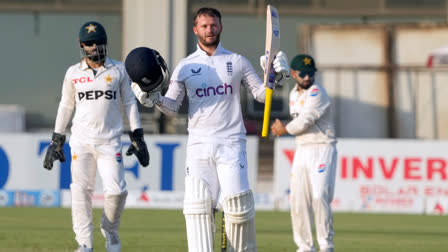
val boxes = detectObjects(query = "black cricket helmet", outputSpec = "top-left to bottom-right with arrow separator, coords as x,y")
125,47 -> 170,93
79,21 -> 107,63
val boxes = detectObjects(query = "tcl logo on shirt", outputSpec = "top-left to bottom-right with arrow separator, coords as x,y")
78,90 -> 117,101
72,77 -> 94,84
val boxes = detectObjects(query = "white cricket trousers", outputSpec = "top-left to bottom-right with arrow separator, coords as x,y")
69,138 -> 127,248
185,139 -> 250,206
290,143 -> 337,252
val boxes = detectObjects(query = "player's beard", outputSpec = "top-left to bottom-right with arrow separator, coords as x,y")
81,44 -> 106,64
198,32 -> 221,47
298,79 -> 314,90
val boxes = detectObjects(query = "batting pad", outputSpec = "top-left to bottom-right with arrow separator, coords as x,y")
223,190 -> 257,252
183,176 -> 214,252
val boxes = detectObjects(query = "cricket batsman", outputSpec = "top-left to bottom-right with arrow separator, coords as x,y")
43,21 -> 149,252
125,7 -> 289,252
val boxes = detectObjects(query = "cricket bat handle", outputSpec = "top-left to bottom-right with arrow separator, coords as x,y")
221,210 -> 227,251
261,88 -> 274,137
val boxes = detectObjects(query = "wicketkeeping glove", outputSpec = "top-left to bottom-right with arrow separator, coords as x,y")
43,132 -> 66,170
126,128 -> 150,167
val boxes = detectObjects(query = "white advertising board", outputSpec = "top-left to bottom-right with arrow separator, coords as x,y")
0,133 -> 258,195
274,138 -> 448,214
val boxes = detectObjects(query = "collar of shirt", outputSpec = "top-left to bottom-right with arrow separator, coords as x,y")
195,42 -> 229,57
79,56 -> 115,71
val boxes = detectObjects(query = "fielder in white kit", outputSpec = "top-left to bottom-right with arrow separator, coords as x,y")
130,7 -> 289,252
271,54 -> 337,252
43,21 -> 149,252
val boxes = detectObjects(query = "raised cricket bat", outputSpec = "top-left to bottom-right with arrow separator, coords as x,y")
261,5 -> 280,138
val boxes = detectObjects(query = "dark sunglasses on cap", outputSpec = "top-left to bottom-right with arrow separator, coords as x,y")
298,71 -> 315,78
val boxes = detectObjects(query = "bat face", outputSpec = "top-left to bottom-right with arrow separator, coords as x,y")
261,5 -> 280,138
263,5 -> 280,90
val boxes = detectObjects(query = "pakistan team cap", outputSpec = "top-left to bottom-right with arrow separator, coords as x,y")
290,54 -> 317,72
79,21 -> 107,45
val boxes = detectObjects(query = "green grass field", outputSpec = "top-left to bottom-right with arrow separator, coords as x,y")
0,208 -> 447,252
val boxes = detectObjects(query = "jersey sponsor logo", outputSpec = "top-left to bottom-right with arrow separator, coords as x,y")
115,153 -> 122,163
196,83 -> 233,97
318,164 -> 326,173
72,76 -> 94,84
191,67 -> 202,76
77,90 -> 117,101
310,88 -> 319,97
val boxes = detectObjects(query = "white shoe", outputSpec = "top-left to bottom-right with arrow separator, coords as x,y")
101,229 -> 121,252
74,244 -> 93,252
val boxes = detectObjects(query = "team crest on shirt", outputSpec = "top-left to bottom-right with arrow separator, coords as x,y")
318,164 -> 326,173
105,74 -> 113,84
310,88 -> 320,97
191,67 -> 202,76
226,62 -> 233,76
115,153 -> 122,163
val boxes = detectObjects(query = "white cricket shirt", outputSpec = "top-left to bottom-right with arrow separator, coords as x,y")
158,43 -> 265,143
286,83 -> 337,146
54,57 -> 141,144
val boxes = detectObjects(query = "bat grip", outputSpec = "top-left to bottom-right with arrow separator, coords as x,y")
261,88 -> 274,137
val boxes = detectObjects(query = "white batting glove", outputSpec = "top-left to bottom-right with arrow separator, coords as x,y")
131,82 -> 161,108
259,51 -> 290,86
273,51 -> 290,86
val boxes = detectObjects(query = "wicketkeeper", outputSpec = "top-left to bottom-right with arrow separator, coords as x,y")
43,21 -> 149,252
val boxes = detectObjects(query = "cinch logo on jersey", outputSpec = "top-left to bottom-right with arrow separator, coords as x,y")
72,77 -> 94,84
196,83 -> 233,97
78,90 -> 117,101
